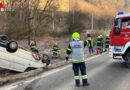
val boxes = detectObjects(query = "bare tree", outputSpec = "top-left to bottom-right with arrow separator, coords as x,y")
2,0 -> 59,42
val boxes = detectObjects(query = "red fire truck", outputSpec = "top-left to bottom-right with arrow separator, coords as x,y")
109,12 -> 130,67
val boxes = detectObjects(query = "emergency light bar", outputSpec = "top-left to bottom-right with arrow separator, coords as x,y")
118,12 -> 124,15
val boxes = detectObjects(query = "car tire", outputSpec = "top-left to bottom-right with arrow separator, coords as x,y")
6,41 -> 18,53
42,54 -> 50,65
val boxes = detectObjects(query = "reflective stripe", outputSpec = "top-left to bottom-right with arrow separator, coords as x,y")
74,76 -> 80,80
72,59 -> 84,62
53,51 -> 58,53
66,54 -> 70,56
86,40 -> 93,47
67,48 -> 72,51
53,51 -> 58,52
53,47 -> 58,49
31,46 -> 36,48
82,75 -> 87,79
30,46 -> 36,49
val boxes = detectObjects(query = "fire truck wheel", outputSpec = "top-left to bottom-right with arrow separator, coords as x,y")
122,54 -> 125,60
124,50 -> 130,67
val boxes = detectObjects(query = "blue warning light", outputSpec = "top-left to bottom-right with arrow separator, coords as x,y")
118,12 -> 124,15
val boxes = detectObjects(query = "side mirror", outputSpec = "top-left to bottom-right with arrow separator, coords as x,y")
6,41 -> 18,53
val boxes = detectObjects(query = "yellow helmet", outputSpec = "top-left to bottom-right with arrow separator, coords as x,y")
72,32 -> 80,39
98,35 -> 101,39
106,35 -> 109,37
54,43 -> 58,45
100,35 -> 103,38
31,41 -> 35,44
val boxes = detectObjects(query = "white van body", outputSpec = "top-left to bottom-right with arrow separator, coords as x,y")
0,47 -> 45,72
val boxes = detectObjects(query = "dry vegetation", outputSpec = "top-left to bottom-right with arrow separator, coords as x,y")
0,0 -> 130,40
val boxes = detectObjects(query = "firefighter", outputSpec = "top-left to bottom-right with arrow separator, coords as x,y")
100,35 -> 104,53
52,43 -> 59,59
105,35 -> 109,52
97,35 -> 102,54
86,37 -> 94,55
66,32 -> 89,87
29,41 -> 38,53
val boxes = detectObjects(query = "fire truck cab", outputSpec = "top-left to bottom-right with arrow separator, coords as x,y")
109,12 -> 130,67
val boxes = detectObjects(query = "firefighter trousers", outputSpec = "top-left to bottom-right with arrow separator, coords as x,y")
72,62 -> 88,86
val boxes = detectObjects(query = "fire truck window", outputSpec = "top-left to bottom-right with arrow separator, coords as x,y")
122,19 -> 130,29
122,22 -> 128,29
114,19 -> 121,35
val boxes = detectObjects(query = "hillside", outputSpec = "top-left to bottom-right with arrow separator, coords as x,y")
58,0 -> 130,18
0,0 -> 130,18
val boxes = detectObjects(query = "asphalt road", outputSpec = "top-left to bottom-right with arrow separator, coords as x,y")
3,53 -> 130,90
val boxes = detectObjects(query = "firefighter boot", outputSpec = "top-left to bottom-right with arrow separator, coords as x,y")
82,79 -> 90,86
75,80 -> 80,87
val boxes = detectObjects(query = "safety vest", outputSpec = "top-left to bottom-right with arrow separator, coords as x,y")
97,38 -> 102,48
100,38 -> 104,46
105,37 -> 109,46
52,45 -> 59,53
30,44 -> 36,50
86,39 -> 93,47
70,40 -> 84,63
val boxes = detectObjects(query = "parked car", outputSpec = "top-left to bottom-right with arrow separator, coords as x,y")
0,35 -> 50,72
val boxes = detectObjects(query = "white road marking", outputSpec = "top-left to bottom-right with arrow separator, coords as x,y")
0,54 -> 105,90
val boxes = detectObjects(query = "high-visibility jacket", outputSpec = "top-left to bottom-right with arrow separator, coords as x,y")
52,45 -> 59,53
100,37 -> 104,47
86,39 -> 94,47
30,43 -> 36,50
105,37 -> 109,46
97,38 -> 102,49
66,39 -> 87,63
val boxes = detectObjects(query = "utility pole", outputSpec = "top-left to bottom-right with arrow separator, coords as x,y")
72,0 -> 75,24
69,0 -> 70,13
91,13 -> 94,30
72,9 -> 75,24
52,11 -> 55,31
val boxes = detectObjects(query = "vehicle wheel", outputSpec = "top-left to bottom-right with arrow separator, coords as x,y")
122,54 -> 125,60
46,60 -> 50,66
124,50 -> 130,68
42,54 -> 50,65
6,41 -> 18,53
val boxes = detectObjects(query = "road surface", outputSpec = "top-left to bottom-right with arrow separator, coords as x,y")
2,53 -> 130,90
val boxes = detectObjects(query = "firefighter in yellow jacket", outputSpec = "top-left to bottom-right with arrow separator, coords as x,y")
66,32 -> 89,87
29,41 -> 38,53
52,43 -> 59,59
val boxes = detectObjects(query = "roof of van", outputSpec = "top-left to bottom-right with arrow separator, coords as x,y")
116,13 -> 130,18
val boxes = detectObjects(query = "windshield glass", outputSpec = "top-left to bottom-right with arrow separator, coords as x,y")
121,17 -> 130,29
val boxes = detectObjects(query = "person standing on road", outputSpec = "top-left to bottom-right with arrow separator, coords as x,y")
86,37 -> 94,55
52,43 -> 59,59
105,35 -> 109,52
97,35 -> 102,54
65,32 -> 89,87
100,35 -> 104,53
